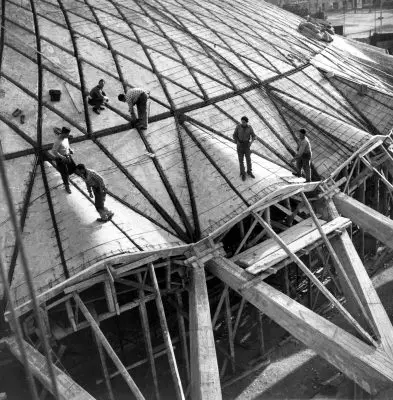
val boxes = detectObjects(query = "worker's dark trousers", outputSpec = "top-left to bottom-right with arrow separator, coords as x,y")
237,142 -> 252,175
296,155 -> 311,182
135,92 -> 149,129
88,97 -> 105,111
56,156 -> 76,186
93,187 -> 109,218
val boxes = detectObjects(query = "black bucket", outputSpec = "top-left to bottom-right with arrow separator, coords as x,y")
49,89 -> 61,102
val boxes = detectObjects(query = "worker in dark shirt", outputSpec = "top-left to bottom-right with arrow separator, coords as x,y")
88,79 -> 108,115
293,128 -> 312,182
233,116 -> 256,181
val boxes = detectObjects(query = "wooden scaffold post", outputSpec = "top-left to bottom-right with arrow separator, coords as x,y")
73,294 -> 145,400
189,261 -> 222,400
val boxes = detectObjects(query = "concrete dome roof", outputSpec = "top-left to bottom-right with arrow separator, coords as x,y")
1,0 -> 393,309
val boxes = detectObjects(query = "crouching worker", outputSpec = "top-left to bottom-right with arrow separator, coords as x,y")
293,128 -> 312,182
75,164 -> 114,222
51,127 -> 76,194
118,88 -> 149,130
88,79 -> 108,115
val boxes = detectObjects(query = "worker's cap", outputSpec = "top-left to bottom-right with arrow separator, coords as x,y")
61,127 -> 71,135
241,116 -> 248,122
299,128 -> 306,135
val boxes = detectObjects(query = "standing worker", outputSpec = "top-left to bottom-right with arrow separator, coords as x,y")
293,128 -> 312,182
118,88 -> 149,130
88,79 -> 108,115
51,127 -> 76,194
233,116 -> 256,181
75,164 -> 114,222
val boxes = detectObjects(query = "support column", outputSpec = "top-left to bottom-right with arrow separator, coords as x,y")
189,264 -> 222,400
208,257 -> 393,395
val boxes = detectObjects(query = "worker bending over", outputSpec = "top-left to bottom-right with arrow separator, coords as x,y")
88,79 -> 108,115
293,128 -> 312,182
118,88 -> 149,130
75,164 -> 114,222
51,127 -> 76,194
233,116 -> 256,181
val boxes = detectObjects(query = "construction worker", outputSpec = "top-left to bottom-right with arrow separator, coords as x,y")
118,88 -> 149,130
293,128 -> 312,182
88,79 -> 108,115
51,127 -> 76,194
233,116 -> 256,181
74,164 -> 114,222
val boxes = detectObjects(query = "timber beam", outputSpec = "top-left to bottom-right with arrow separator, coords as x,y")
189,264 -> 222,400
333,192 -> 393,250
316,197 -> 393,358
186,243 -> 223,399
207,256 -> 393,395
2,336 -> 96,400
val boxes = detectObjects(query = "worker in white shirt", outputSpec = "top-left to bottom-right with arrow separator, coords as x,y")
118,88 -> 149,130
51,127 -> 76,194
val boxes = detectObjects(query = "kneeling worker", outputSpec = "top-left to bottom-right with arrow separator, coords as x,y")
88,79 -> 108,115
118,87 -> 149,130
75,164 -> 114,222
293,128 -> 312,182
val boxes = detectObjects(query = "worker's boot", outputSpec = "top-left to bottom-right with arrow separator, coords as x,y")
64,184 -> 71,194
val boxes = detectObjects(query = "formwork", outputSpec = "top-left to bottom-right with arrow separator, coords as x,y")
2,0 -> 393,398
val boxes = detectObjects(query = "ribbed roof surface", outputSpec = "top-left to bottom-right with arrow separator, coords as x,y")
1,0 -> 393,307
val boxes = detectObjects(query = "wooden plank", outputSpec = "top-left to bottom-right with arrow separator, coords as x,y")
232,217 -> 323,267
328,136 -> 384,178
149,264 -> 185,400
8,247 -> 190,319
104,281 -> 116,313
3,336 -> 96,400
175,292 -> 190,381
212,286 -> 229,328
274,203 -> 302,222
233,219 -> 258,256
91,314 -> 115,400
236,217 -> 350,274
239,229 -> 342,292
137,273 -> 160,400
207,257 -> 393,395
329,229 -> 393,361
189,264 -> 222,400
251,213 -> 376,345
208,183 -> 320,240
65,300 -> 77,332
302,193 -> 376,334
73,294 -> 145,400
96,348 -> 169,384
245,217 -> 351,274
224,292 -> 235,374
220,297 -> 246,377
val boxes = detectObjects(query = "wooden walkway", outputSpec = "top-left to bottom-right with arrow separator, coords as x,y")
232,216 -> 351,274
